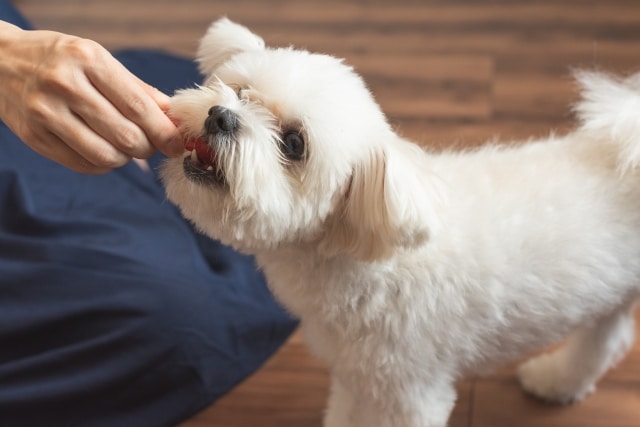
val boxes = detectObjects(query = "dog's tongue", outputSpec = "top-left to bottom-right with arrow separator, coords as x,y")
185,137 -> 216,166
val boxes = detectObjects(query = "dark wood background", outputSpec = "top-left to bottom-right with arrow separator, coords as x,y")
14,1 -> 640,425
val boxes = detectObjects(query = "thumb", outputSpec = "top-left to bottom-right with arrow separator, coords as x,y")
137,80 -> 183,156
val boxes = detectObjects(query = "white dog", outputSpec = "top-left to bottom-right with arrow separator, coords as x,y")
161,18 -> 640,427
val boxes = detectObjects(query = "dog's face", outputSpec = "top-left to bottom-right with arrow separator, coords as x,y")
162,18 -> 442,260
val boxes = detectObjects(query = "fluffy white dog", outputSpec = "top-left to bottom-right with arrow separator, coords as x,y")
161,18 -> 640,427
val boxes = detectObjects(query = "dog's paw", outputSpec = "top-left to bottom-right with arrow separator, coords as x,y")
517,352 -> 595,404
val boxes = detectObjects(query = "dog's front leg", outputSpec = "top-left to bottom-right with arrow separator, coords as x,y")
324,374 -> 456,427
324,376 -> 356,427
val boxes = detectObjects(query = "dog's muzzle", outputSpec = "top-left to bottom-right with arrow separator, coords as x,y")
182,106 -> 239,186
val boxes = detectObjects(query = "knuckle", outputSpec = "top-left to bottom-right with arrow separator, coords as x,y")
36,37 -> 102,95
64,37 -> 100,63
24,92 -> 51,121
36,58 -> 80,97
125,94 -> 149,118
38,65 -> 73,94
38,38 -> 98,88
135,141 -> 155,159
115,125 -> 145,154
91,147 -> 129,170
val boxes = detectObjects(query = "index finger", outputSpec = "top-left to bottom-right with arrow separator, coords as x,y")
85,50 -> 182,157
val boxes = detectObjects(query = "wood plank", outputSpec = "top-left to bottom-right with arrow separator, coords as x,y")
473,380 -> 640,427
351,54 -> 493,120
16,1 -> 640,59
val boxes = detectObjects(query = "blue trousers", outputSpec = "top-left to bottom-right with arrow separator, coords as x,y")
0,3 -> 297,426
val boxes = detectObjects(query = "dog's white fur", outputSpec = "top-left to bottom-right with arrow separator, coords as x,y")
161,18 -> 640,427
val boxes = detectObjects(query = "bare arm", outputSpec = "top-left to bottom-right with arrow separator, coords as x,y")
0,21 -> 182,174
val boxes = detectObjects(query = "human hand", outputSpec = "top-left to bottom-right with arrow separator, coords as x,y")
0,22 -> 182,174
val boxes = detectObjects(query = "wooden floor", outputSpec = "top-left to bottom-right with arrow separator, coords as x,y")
15,0 -> 640,425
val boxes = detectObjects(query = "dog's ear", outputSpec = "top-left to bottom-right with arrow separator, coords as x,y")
197,18 -> 265,77
319,140 -> 443,262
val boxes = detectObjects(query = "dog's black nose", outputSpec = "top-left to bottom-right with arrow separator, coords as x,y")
205,106 -> 238,135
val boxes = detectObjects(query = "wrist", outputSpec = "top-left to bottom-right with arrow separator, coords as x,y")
0,22 -> 36,133
0,20 -> 25,47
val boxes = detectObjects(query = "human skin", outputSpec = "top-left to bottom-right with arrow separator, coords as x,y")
0,20 -> 182,174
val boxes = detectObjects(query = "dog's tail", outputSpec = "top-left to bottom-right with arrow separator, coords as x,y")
574,71 -> 640,174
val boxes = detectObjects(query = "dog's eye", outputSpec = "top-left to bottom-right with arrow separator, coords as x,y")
281,131 -> 305,161
230,85 -> 244,99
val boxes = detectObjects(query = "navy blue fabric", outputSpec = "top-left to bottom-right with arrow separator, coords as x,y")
0,2 -> 297,426
0,0 -> 30,29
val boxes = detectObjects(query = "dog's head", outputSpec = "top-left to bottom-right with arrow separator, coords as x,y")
161,18 -> 443,260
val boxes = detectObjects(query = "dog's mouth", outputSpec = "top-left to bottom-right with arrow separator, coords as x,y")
182,137 -> 226,186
